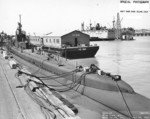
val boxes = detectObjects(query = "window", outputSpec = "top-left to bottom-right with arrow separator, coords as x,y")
49,39 -> 51,43
53,39 -> 55,43
56,39 -> 59,44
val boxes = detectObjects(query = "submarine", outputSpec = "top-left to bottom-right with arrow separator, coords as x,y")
8,18 -> 150,119
10,47 -> 150,119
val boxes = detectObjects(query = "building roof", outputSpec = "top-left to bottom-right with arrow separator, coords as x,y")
61,30 -> 90,37
42,30 -> 68,37
42,35 -> 61,38
42,30 -> 89,38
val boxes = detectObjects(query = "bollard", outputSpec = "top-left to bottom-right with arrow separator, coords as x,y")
3,51 -> 8,59
9,60 -> 17,69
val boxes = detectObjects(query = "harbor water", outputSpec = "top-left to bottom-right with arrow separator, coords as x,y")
93,36 -> 150,99
77,36 -> 150,99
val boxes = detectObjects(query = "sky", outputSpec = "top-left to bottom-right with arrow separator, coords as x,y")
0,0 -> 150,35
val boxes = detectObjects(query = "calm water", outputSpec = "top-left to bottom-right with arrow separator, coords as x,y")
90,36 -> 150,99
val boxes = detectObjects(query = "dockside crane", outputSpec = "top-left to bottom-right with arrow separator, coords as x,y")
115,13 -> 123,40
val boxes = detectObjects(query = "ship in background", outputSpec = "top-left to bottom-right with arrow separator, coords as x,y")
81,13 -> 135,41
81,21 -> 116,41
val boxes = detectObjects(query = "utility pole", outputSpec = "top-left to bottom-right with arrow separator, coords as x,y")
81,22 -> 84,31
89,20 -> 92,30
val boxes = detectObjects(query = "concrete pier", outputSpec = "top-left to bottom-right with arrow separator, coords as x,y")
0,50 -> 45,119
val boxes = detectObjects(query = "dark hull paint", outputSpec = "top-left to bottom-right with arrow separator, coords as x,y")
44,46 -> 99,59
90,37 -> 115,41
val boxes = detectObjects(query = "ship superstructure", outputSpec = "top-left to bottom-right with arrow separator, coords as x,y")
81,21 -> 115,41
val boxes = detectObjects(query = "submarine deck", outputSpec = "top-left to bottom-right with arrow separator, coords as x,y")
0,48 -> 115,119
6,47 -> 150,118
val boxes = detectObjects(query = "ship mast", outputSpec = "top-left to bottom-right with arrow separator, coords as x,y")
19,14 -> 23,42
113,16 -> 115,29
18,14 -> 22,35
19,14 -> 21,25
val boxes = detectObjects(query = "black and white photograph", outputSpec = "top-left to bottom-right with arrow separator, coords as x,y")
0,0 -> 150,119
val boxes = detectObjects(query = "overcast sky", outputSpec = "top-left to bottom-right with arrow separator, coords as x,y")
0,0 -> 150,35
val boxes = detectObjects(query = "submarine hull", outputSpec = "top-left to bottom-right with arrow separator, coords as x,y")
10,48 -> 150,118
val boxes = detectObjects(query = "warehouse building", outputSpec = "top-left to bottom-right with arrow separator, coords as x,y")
42,30 -> 90,48
61,30 -> 90,47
